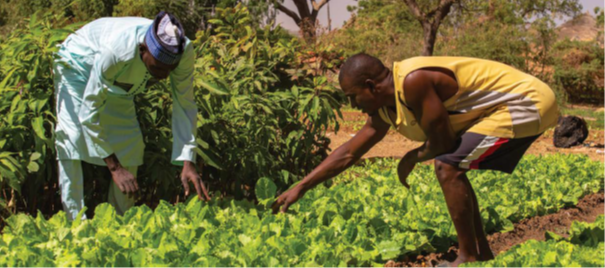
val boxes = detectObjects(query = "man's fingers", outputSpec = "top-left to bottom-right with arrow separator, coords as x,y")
116,181 -> 125,193
399,178 -> 410,189
199,178 -> 211,201
128,180 -> 138,199
132,178 -> 139,191
280,202 -> 290,213
123,181 -> 133,196
128,180 -> 137,193
181,176 -> 190,196
271,199 -> 282,214
191,176 -> 204,200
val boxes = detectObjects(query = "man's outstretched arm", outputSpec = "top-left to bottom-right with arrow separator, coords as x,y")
272,114 -> 390,213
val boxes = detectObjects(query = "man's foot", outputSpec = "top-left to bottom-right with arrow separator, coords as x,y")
444,255 -> 477,267
474,236 -> 495,261
436,261 -> 451,267
478,250 -> 495,261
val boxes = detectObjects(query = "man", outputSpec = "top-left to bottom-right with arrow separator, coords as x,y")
272,54 -> 558,266
53,11 -> 209,220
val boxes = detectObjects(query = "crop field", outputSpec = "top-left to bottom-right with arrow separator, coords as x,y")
0,1 -> 603,267
0,154 -> 602,267
462,216 -> 604,267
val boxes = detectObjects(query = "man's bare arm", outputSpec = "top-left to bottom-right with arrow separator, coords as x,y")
404,70 -> 457,163
298,114 -> 391,191
272,114 -> 390,213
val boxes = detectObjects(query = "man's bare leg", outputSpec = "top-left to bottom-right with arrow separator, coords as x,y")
465,177 -> 494,261
434,160 -> 479,267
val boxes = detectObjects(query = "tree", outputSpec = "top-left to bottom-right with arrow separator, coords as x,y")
113,0 -> 243,39
274,0 -> 331,42
399,0 -> 582,56
597,7 -> 604,27
401,0 -> 458,56
328,0 -> 422,64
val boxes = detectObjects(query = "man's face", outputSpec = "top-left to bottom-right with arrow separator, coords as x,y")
341,78 -> 382,116
140,44 -> 178,80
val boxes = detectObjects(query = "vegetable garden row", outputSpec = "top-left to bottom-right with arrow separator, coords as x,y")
1,154 -> 602,267
463,215 -> 604,267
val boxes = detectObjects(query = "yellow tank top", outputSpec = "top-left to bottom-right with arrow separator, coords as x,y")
378,57 -> 559,141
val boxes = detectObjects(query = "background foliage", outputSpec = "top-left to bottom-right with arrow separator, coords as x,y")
327,0 -> 603,104
0,12 -> 81,222
0,0 -> 276,39
0,5 -> 345,222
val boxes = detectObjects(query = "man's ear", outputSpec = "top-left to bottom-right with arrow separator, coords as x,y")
139,43 -> 148,54
365,79 -> 376,93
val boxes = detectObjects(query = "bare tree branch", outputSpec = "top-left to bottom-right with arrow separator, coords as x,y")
401,0 -> 457,56
402,0 -> 425,22
310,0 -> 330,19
431,0 -> 456,28
426,0 -> 456,18
293,0 -> 311,19
276,2 -> 301,24
274,0 -> 332,42
311,0 -> 330,11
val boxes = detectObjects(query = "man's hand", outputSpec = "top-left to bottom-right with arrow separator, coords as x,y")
271,185 -> 306,214
105,154 -> 139,198
181,161 -> 210,201
397,153 -> 417,189
110,167 -> 139,198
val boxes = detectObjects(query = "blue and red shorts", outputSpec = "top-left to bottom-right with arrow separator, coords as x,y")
435,132 -> 541,174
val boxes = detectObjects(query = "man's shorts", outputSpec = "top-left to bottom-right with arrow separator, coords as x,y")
435,132 -> 541,174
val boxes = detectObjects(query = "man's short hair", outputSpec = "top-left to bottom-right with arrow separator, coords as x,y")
338,53 -> 386,88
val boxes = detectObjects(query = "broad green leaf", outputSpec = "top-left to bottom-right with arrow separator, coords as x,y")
27,161 -> 39,173
255,177 -> 277,201
197,79 -> 229,95
31,116 -> 48,142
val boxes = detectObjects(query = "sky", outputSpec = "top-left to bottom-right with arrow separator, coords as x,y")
275,0 -> 605,32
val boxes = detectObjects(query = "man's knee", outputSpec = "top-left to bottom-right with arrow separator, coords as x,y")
434,159 -> 466,184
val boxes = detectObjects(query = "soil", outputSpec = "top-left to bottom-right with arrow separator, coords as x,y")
329,111 -> 605,162
383,192 -> 605,267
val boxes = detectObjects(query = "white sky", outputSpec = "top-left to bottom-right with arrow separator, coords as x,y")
275,0 -> 605,31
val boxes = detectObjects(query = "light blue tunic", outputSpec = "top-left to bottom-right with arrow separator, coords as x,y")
54,17 -> 197,167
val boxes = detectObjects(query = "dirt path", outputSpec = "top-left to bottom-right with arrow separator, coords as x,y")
384,192 -> 605,267
329,111 -> 605,162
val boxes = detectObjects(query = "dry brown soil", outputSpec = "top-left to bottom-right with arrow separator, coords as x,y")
384,192 -> 605,267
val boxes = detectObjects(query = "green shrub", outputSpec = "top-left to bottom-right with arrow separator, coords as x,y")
0,5 -> 344,220
0,11 -> 80,219
324,0 -> 422,65
552,39 -> 604,104
187,5 -> 344,198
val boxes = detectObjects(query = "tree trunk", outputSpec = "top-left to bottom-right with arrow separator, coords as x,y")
422,22 -> 438,56
275,0 -> 330,42
327,1 -> 331,31
300,17 -> 317,42
402,0 -> 457,56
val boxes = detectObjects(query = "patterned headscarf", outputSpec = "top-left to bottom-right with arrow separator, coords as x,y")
144,11 -> 186,65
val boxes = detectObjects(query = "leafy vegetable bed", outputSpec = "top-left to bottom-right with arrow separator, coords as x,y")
462,215 -> 604,267
0,154 -> 602,266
